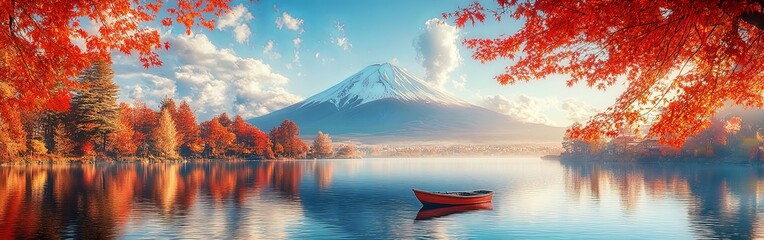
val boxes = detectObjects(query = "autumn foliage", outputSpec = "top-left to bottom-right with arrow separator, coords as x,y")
0,0 -> 235,159
450,1 -> 764,146
270,120 -> 309,159
200,116 -> 236,157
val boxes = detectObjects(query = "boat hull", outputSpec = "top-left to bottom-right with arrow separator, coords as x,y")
412,189 -> 493,206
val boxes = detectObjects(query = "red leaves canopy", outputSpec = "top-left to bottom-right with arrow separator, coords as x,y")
0,0 -> 232,144
450,1 -> 764,146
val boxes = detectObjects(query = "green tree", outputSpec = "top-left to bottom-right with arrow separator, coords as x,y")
71,61 -> 119,153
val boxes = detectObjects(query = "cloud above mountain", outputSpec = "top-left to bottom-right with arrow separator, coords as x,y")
479,94 -> 601,127
115,33 -> 302,120
415,18 -> 461,89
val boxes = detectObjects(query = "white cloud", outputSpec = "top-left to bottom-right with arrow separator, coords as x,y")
292,37 -> 302,48
480,94 -> 556,126
390,58 -> 400,66
335,37 -> 350,50
174,65 -> 214,85
314,52 -> 334,64
217,4 -> 254,44
275,12 -> 303,31
263,40 -> 282,59
331,22 -> 351,51
116,73 -> 177,106
452,74 -> 467,90
197,79 -> 229,114
232,24 -> 252,44
115,33 -> 302,120
414,18 -> 461,89
127,85 -> 144,101
479,94 -> 602,127
560,99 -> 600,124
292,37 -> 302,65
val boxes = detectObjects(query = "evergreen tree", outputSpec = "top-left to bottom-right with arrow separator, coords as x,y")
159,97 -> 184,151
153,109 -> 179,159
71,61 -> 119,153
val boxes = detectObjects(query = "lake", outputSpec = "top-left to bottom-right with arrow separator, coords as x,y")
2,158 -> 764,239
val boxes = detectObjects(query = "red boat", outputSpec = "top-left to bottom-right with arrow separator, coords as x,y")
415,202 -> 493,220
412,189 -> 493,206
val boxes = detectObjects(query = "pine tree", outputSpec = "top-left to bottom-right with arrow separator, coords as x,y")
312,131 -> 333,158
159,97 -> 183,148
71,61 -> 119,153
153,109 -> 179,159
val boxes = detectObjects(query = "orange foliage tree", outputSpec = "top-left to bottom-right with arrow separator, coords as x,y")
175,101 -> 203,157
0,0 -> 233,157
107,103 -> 138,157
230,115 -> 273,159
269,119 -> 308,159
449,1 -> 764,146
127,101 -> 160,157
200,116 -> 235,158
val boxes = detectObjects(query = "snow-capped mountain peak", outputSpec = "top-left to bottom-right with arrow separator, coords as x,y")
301,63 -> 467,109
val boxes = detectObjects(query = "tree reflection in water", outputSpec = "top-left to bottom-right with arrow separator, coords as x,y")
6,159 -> 764,238
561,160 -> 764,239
0,160 -> 333,239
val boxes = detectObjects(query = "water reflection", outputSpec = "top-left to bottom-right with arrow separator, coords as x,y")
6,158 -> 764,238
0,161 -> 330,239
415,203 -> 493,220
560,160 -> 764,239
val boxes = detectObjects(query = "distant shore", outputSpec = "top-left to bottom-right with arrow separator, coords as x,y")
557,153 -> 759,164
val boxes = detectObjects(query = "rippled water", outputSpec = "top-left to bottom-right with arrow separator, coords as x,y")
2,158 -> 764,239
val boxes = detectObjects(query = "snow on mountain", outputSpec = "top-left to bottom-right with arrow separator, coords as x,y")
249,62 -> 564,144
300,63 -> 467,109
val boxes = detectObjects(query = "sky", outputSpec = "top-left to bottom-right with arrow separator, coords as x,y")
112,0 -> 627,127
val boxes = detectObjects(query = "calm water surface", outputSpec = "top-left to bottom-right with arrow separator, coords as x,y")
2,158 -> 764,239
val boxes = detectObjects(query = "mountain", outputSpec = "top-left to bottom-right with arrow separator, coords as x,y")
248,63 -> 564,144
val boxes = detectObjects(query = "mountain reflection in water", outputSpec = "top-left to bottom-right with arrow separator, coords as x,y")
2,158 -> 764,239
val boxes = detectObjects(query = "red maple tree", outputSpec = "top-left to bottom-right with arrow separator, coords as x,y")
449,1 -> 764,146
0,0 -> 234,156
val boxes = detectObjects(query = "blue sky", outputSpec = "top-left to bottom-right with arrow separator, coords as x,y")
112,0 -> 626,127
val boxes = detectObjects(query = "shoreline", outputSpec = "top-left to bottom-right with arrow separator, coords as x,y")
557,153 -> 761,165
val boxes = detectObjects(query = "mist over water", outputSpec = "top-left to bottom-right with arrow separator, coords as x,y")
1,158 -> 763,239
